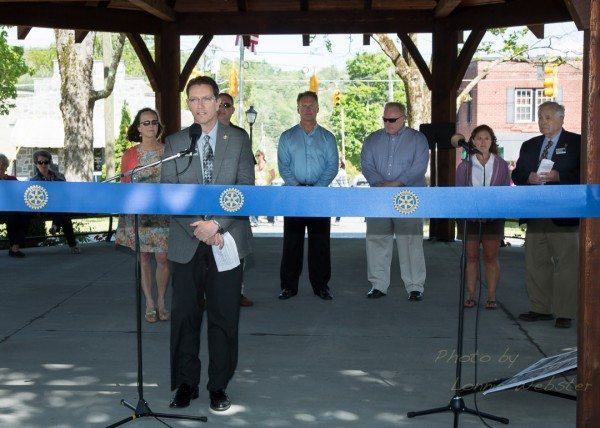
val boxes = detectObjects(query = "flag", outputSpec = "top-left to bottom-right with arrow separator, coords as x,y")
235,35 -> 259,53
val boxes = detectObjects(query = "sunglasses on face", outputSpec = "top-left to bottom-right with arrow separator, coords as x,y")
220,103 -> 232,109
37,160 -> 50,165
141,120 -> 159,126
382,117 -> 402,123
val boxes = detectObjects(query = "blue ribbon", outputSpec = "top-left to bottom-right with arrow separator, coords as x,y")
1,181 -> 599,218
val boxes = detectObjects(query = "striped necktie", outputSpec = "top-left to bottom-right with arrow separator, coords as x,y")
538,140 -> 553,167
202,135 -> 213,184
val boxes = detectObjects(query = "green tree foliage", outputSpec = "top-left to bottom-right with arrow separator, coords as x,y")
24,46 -> 56,77
114,101 -> 133,176
0,28 -> 30,115
330,52 -> 405,169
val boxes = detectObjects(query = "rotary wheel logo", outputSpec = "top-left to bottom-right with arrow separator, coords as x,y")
393,190 -> 419,215
219,188 -> 244,212
24,185 -> 49,210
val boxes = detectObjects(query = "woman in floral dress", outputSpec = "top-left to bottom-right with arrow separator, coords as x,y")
116,108 -> 170,323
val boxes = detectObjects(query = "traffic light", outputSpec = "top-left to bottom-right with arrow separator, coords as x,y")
543,64 -> 558,98
309,73 -> 318,92
332,89 -> 342,108
229,68 -> 239,97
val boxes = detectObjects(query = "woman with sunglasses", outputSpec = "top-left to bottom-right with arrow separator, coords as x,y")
115,108 -> 170,323
30,150 -> 80,254
0,153 -> 30,257
453,125 -> 511,310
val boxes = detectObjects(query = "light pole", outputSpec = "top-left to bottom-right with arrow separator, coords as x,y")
245,105 -> 257,145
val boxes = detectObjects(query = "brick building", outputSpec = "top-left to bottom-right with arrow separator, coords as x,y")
456,60 -> 583,162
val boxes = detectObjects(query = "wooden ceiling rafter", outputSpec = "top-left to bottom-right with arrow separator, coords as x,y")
128,0 -> 176,22
563,0 -> 590,30
179,35 -> 214,92
433,0 -> 462,18
16,25 -> 31,39
363,0 -> 372,45
527,24 -> 545,38
397,33 -> 433,90
126,32 -> 159,91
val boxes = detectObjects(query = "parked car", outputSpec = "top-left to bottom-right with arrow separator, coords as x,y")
351,174 -> 369,187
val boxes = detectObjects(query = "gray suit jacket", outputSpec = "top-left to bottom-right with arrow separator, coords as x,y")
160,123 -> 255,264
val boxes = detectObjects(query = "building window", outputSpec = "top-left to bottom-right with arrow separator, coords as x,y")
514,88 -> 554,123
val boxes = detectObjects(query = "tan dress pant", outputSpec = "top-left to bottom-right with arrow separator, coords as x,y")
366,218 -> 426,294
524,219 -> 579,319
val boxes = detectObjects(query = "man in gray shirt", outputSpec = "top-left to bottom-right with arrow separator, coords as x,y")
360,102 -> 429,301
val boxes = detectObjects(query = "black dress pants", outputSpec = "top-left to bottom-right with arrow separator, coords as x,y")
51,214 -> 77,247
170,242 -> 242,392
2,213 -> 30,247
280,216 -> 331,293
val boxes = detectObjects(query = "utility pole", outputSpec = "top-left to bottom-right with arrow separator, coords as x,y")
340,106 -> 346,159
237,41 -> 245,126
103,33 -> 115,179
388,68 -> 394,101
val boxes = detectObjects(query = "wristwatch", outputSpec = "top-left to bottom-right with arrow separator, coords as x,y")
212,219 -> 225,235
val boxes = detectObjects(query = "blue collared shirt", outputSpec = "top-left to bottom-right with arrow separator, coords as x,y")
277,124 -> 339,187
360,127 -> 429,187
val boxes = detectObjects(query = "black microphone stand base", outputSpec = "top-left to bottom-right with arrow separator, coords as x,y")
106,398 -> 207,428
407,395 -> 509,426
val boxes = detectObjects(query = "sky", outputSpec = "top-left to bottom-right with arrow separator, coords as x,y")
7,23 -> 583,74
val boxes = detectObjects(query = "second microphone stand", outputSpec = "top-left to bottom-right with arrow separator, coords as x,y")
407,145 -> 508,427
104,148 -> 207,427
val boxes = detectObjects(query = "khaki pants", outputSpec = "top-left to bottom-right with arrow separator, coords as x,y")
524,219 -> 579,319
366,218 -> 426,294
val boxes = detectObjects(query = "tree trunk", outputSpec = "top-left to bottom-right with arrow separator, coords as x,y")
55,30 -> 95,182
55,31 -> 126,182
374,33 -> 431,129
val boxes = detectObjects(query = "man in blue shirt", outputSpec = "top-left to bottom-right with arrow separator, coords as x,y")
361,102 -> 429,301
277,91 -> 339,300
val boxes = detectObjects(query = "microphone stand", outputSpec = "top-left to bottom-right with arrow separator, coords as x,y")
407,147 -> 508,427
103,148 -> 207,427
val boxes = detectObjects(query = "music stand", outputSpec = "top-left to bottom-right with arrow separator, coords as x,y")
407,144 -> 508,427
104,152 -> 207,427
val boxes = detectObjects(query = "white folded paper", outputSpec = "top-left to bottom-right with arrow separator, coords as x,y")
212,232 -> 240,272
537,158 -> 554,175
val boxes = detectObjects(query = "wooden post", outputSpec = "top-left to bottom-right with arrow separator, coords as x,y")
429,24 -> 458,241
577,0 -> 600,425
156,22 -> 181,136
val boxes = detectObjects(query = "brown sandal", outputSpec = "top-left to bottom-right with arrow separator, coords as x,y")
145,308 -> 158,323
485,300 -> 497,310
464,299 -> 476,308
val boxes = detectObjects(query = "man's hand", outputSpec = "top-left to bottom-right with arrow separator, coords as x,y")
205,233 -> 225,249
527,172 -> 545,185
540,170 -> 560,183
190,219 -> 219,242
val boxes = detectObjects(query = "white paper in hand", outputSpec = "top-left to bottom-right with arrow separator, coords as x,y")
212,232 -> 240,272
537,158 -> 554,175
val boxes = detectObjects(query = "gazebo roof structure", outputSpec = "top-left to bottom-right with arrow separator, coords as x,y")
1,1 -> 598,426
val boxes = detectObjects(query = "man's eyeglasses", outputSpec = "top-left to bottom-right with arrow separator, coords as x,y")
219,103 -> 232,109
188,96 -> 216,105
141,120 -> 159,126
37,160 -> 50,165
382,117 -> 403,123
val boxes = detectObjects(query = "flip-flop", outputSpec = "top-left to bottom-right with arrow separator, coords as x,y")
464,299 -> 476,308
145,308 -> 158,323
485,300 -> 497,310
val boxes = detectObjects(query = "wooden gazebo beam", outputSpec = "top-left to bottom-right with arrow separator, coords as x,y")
128,0 -> 176,22
179,35 -> 214,92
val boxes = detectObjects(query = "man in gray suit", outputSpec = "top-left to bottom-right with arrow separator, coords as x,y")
160,76 -> 255,412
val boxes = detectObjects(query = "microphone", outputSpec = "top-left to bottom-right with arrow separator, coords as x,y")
451,138 -> 482,155
183,123 -> 202,155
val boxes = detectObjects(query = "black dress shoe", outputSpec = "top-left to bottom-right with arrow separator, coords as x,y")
555,318 -> 572,328
315,289 -> 333,300
169,383 -> 199,408
408,291 -> 423,301
209,389 -> 231,411
8,249 -> 25,258
278,289 -> 297,300
366,289 -> 386,299
518,311 -> 554,322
